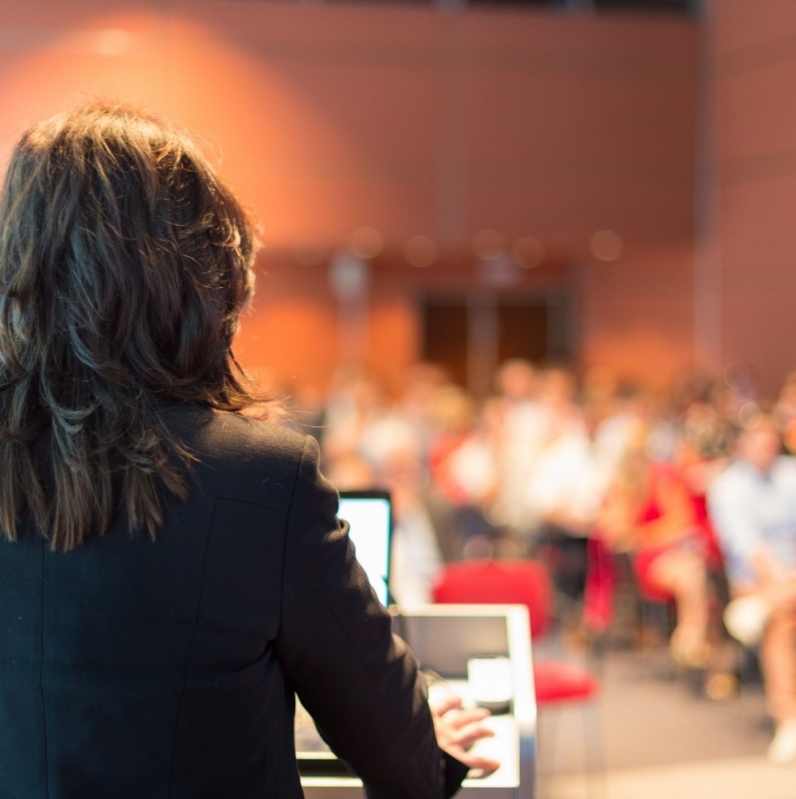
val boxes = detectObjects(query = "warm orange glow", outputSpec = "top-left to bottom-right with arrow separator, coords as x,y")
0,9 -> 356,248
0,1 -> 699,390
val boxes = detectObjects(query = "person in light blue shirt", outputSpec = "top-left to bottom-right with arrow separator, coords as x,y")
708,418 -> 796,764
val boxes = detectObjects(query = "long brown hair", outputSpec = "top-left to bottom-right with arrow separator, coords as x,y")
0,102 -> 260,550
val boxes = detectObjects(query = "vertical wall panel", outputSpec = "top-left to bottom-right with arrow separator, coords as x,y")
713,2 -> 796,396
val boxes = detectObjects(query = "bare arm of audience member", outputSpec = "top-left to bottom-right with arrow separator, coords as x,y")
748,548 -> 796,608
595,487 -> 639,552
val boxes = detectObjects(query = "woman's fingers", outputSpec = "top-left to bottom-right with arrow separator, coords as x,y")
430,693 -> 463,718
458,752 -> 501,778
432,698 -> 501,775
450,719 -> 495,749
435,704 -> 501,777
447,707 -> 490,729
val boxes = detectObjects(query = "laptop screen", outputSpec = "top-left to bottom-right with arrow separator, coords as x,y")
337,490 -> 392,607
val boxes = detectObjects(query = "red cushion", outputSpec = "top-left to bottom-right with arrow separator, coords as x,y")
533,660 -> 599,704
432,559 -> 553,639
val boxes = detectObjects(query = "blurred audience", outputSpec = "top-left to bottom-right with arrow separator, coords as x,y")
285,356 -> 796,746
709,419 -> 796,764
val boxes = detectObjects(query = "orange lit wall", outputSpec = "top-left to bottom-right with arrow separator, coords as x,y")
578,245 -> 696,390
710,1 -> 796,397
0,1 -> 698,391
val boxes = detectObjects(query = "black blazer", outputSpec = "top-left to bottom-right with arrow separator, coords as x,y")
0,405 -> 468,799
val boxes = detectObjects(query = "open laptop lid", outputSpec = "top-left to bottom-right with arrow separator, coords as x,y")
337,489 -> 392,607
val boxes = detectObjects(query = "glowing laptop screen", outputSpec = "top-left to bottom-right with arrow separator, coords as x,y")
337,492 -> 391,607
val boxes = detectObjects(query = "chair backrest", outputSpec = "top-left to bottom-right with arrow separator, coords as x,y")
432,559 -> 553,639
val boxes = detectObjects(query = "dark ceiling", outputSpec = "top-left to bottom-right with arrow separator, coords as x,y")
327,0 -> 696,15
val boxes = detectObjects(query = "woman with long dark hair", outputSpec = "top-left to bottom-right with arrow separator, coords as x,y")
0,102 -> 492,798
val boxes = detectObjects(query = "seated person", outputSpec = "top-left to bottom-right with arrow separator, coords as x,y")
598,426 -> 709,667
708,418 -> 796,764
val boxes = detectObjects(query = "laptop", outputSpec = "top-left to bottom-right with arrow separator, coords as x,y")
337,489 -> 392,607
295,489 -> 393,776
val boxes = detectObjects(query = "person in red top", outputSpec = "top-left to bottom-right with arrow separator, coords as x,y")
597,426 -> 710,666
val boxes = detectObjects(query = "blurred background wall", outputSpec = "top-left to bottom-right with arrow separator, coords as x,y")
709,0 -> 796,397
1,1 -> 790,400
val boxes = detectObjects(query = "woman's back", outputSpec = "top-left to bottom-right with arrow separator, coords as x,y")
0,408 -> 312,797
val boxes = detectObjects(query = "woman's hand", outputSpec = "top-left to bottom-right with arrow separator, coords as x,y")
430,694 -> 500,778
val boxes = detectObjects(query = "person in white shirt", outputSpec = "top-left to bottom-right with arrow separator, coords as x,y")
708,418 -> 796,764
486,359 -> 549,533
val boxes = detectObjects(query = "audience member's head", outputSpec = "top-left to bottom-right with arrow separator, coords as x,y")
399,363 -> 450,417
735,417 -> 781,474
539,366 -> 577,409
784,417 -> 796,456
431,385 -> 476,435
580,365 -> 618,405
774,371 -> 796,430
494,359 -> 536,401
679,402 -> 734,460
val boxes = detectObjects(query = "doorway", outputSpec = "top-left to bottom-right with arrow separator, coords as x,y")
421,292 -> 572,397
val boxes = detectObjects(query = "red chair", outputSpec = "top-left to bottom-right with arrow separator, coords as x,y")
432,559 -> 603,792
431,558 -> 600,706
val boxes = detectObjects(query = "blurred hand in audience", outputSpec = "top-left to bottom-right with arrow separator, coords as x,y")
430,694 -> 500,778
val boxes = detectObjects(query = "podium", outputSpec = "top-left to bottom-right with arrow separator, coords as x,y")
300,604 -> 536,799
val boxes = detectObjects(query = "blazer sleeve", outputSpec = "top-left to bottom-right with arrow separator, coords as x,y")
274,435 -> 469,799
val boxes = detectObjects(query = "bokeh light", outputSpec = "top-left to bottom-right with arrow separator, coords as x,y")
350,227 -> 384,260
471,229 -> 505,260
590,229 -> 624,261
404,235 -> 437,268
511,236 -> 545,269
